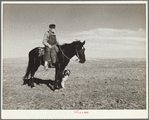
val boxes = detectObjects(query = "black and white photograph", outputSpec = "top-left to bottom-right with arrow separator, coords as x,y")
1,1 -> 148,119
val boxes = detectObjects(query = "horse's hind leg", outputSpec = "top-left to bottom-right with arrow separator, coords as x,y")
30,60 -> 40,88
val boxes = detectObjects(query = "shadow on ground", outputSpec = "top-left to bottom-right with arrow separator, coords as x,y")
22,77 -> 55,91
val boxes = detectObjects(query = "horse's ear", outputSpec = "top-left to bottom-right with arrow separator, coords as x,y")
82,41 -> 85,45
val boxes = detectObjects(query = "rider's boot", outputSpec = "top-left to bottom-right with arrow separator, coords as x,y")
44,61 -> 49,71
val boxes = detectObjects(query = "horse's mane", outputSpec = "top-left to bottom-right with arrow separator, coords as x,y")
60,40 -> 81,47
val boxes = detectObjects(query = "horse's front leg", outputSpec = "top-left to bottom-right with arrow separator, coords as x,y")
57,66 -> 66,89
54,64 -> 60,90
54,65 -> 65,90
57,71 -> 63,89
54,72 -> 63,89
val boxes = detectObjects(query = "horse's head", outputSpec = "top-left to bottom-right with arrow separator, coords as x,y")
76,40 -> 86,63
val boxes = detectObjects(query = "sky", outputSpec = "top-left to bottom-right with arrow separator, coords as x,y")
2,2 -> 147,59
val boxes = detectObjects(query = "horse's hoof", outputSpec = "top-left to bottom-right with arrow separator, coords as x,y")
22,84 -> 26,87
31,86 -> 35,88
54,89 -> 59,92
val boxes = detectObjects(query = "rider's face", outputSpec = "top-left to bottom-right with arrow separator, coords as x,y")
50,28 -> 55,33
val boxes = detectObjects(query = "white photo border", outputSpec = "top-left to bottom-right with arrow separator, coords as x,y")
1,1 -> 148,119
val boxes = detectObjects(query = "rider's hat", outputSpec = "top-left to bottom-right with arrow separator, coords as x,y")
49,24 -> 56,29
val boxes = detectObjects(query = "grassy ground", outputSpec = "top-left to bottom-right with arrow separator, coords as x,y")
2,57 -> 146,109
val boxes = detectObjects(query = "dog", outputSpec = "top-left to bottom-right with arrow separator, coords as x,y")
61,69 -> 71,88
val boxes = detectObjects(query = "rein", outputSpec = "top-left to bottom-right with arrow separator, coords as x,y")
58,45 -> 71,60
58,45 -> 80,60
76,47 -> 80,59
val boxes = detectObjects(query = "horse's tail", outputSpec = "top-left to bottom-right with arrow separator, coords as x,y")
23,62 -> 31,79
23,49 -> 35,79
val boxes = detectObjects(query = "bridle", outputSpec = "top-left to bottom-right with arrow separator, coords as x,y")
76,46 -> 85,60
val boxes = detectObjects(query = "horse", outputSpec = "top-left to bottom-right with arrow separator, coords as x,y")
22,40 -> 86,91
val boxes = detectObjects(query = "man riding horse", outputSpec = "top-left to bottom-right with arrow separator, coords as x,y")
23,23 -> 86,90
42,24 -> 59,70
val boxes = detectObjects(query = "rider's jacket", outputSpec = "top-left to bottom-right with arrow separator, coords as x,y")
42,30 -> 58,46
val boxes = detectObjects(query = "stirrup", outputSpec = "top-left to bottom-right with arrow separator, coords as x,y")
48,62 -> 54,68
44,66 -> 49,71
49,64 -> 55,68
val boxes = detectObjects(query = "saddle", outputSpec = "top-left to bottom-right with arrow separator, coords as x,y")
38,47 -> 45,57
38,46 -> 59,59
